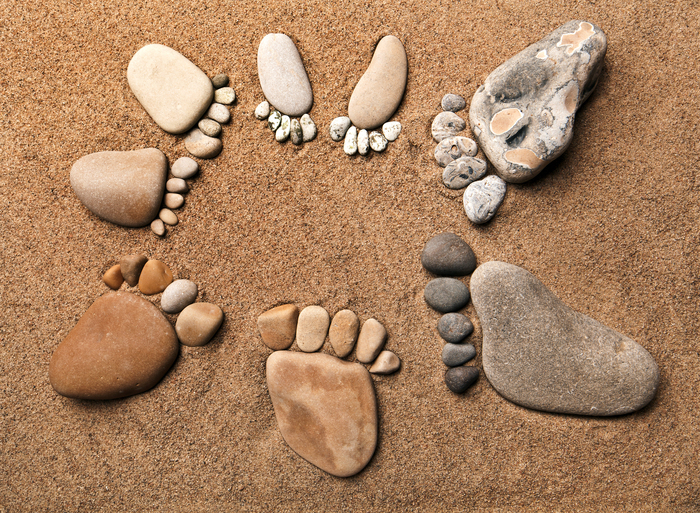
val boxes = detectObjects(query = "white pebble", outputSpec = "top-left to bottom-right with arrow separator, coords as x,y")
344,126 -> 358,155
276,115 -> 291,142
369,131 -> 388,152
164,193 -> 184,209
382,121 -> 401,141
330,116 -> 352,141
171,157 -> 199,179
207,103 -> 230,124
214,87 -> 235,105
268,111 -> 282,131
166,178 -> 188,194
150,218 -> 166,236
300,114 -> 317,142
290,118 -> 303,145
159,208 -> 178,226
255,101 -> 270,120
358,129 -> 370,156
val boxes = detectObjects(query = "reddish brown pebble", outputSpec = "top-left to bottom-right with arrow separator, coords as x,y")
119,254 -> 148,287
176,303 -> 224,347
138,260 -> 173,295
257,304 -> 299,350
102,264 -> 123,290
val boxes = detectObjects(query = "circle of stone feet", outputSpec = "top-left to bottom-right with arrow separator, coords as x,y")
431,93 -> 506,225
420,232 -> 480,393
257,304 -> 401,478
48,254 -> 224,401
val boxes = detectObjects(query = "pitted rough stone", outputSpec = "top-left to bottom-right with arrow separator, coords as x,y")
330,117 -> 351,141
368,131 -> 388,152
432,111 -> 466,142
443,157 -> 488,189
463,175 -> 507,224
382,121 -> 401,141
358,129 -> 370,156
276,115 -> 291,142
344,126 -> 358,155
300,114 -> 317,142
434,136 -> 478,167
441,93 -> 466,112
268,111 -> 282,131
290,118 -> 303,145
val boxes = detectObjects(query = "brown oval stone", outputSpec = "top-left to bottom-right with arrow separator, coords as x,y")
356,318 -> 387,363
328,309 -> 360,358
119,254 -> 148,286
138,260 -> 173,295
49,292 -> 179,400
369,350 -> 401,375
258,304 -> 299,350
102,264 -> 123,290
175,302 -> 224,347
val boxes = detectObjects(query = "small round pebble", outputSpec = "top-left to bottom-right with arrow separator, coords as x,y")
159,208 -> 178,226
212,74 -> 229,89
382,121 -> 401,142
161,279 -> 198,314
255,101 -> 271,120
443,157 -> 488,189
344,126 -> 358,155
198,118 -> 222,138
330,116 -> 351,142
445,366 -> 479,393
421,232 -> 477,276
290,118 -> 303,145
206,103 -> 230,124
369,131 -> 388,152
437,313 -> 474,343
102,264 -> 123,290
150,219 -> 166,237
442,343 -> 476,367
214,87 -> 235,105
369,350 -> 401,375
424,278 -> 470,313
432,111 -> 466,142
166,178 -> 188,194
268,111 -> 282,131
276,115 -> 291,142
441,93 -> 466,112
164,193 -> 184,209
176,303 -> 224,347
434,136 -> 478,167
185,128 -> 222,159
358,129 -> 370,156
300,114 -> 317,142
296,305 -> 330,353
138,260 -> 173,295
171,157 -> 199,179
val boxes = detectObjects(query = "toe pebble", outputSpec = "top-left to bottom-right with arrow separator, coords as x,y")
255,101 -> 271,120
176,302 -> 224,346
437,312 -> 474,343
138,260 -> 173,295
330,117 -> 351,141
424,278 -> 470,313
166,178 -> 188,194
103,264 -> 123,290
432,111 -> 466,142
258,304 -> 299,350
441,93 -> 466,112
356,318 -> 387,363
214,87 -> 235,105
296,305 -> 330,352
151,219 -> 166,236
161,279 -> 198,314
343,126 -> 358,155
442,343 -> 476,367
329,309 -> 360,358
159,208 -> 178,226
421,232 -> 477,276
300,114 -> 317,142
164,193 -> 184,209
119,254 -> 148,287
212,74 -> 229,88
445,366 -> 479,393
369,350 -> 401,375
170,157 -> 199,179
206,103 -> 230,124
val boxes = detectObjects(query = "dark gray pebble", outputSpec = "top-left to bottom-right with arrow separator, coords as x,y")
212,74 -> 229,89
441,93 -> 466,112
445,366 -> 479,393
421,233 -> 477,276
424,278 -> 470,313
437,313 -> 474,343
442,343 -> 476,367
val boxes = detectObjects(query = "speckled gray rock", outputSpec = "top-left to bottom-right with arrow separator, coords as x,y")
255,101 -> 271,120
344,126 -> 358,155
198,118 -> 221,138
214,87 -> 235,105
421,232 -> 476,276
442,343 -> 476,367
471,261 -> 660,415
185,129 -> 222,159
276,115 -> 291,142
445,366 -> 479,393
330,117 -> 351,141
268,111 -> 282,131
212,74 -> 229,88
170,157 -> 199,179
382,121 -> 401,141
166,178 -> 188,194
368,131 -> 387,152
290,118 -> 303,145
127,44 -> 213,134
161,279 -> 198,314
434,136 -> 478,167
257,33 -> 313,116
300,114 -> 317,142
443,157 -> 488,189
463,175 -> 507,224
424,278 -> 470,313
441,93 -> 466,112
469,21 -> 607,183
357,129 -> 370,156
432,111 -> 466,142
206,103 -> 231,124
437,313 -> 474,343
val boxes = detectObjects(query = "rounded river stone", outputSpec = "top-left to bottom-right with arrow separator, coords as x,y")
424,278 -> 470,313
176,303 -> 224,347
445,366 -> 480,394
329,309 -> 359,358
369,350 -> 401,375
356,318 -> 387,363
119,254 -> 148,286
102,264 -> 123,290
185,129 -> 223,159
442,343 -> 477,367
171,157 -> 199,179
161,279 -> 198,314
437,313 -> 474,343
329,116 -> 351,141
296,305 -> 330,353
138,260 -> 173,295
258,304 -> 299,351
441,93 -> 466,112
421,232 -> 477,276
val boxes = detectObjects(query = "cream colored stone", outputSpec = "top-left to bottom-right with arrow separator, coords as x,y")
369,350 -> 401,375
356,318 -> 387,363
176,303 -> 224,346
296,306 -> 330,352
258,304 -> 299,350
164,193 -> 184,210
159,208 -> 178,226
329,309 -> 359,358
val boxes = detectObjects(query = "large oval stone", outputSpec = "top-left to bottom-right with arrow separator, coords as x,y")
49,292 -> 179,400
266,351 -> 377,477
471,261 -> 660,416
257,34 -> 313,116
469,21 -> 607,183
348,35 -> 407,129
127,44 -> 213,134
70,148 -> 167,227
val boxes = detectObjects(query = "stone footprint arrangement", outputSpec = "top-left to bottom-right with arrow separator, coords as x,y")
49,254 -> 224,400
421,233 -> 480,393
329,35 -> 406,156
258,304 -> 401,477
254,34 -> 317,145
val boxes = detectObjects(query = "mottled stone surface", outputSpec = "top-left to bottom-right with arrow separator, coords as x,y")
424,278 -> 470,313
421,232 -> 476,276
445,366 -> 479,394
441,93 -> 466,112
300,114 -> 317,142
368,131 -> 387,152
276,115 -> 290,142
434,136 -> 478,167
296,305 -> 330,353
437,313 -> 474,343
463,175 -> 507,224
344,126 -> 358,155
175,302 -> 224,347
290,118 -> 303,145
443,157 -> 488,190
382,121 -> 401,141
348,36 -> 407,129
127,44 -> 213,134
329,309 -> 359,358
138,260 -> 173,295
356,318 -> 387,363
206,103 -> 231,124
432,111 -> 466,142
266,351 -> 377,477
329,117 -> 351,141
469,21 -> 607,183
49,292 -> 179,400
70,148 -> 167,228
258,304 -> 299,351
214,87 -> 235,105
358,129 -> 370,156
471,261 -> 660,415
255,101 -> 270,120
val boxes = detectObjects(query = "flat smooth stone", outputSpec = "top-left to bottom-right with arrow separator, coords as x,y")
300,114 -> 317,142
266,351 -> 377,477
255,101 -> 271,120
166,178 -> 188,194
442,343 -> 476,367
185,129 -> 222,159
329,309 -> 359,358
471,261 -> 660,415
211,74 -> 229,88
445,366 -> 479,394
343,126 -> 358,155
198,118 -> 221,138
421,232 -> 477,276
119,254 -> 148,286
329,116 -> 351,141
207,103 -> 231,124
170,157 -> 199,179
296,305 -> 330,353
469,20 -> 607,183
382,121 -> 401,141
164,193 -> 184,209
138,260 -> 173,295
348,35 -> 407,129
258,304 -> 299,350
127,44 -> 213,134
443,157 -> 488,189
434,136 -> 478,167
49,292 -> 179,400
103,264 -> 123,290
369,350 -> 401,375
356,318 -> 387,363
432,111 -> 466,142
70,148 -> 167,227
441,93 -> 466,112
161,279 -> 198,314
214,87 -> 235,105
150,219 -> 165,237
424,278 -> 470,313
257,33 -> 313,116
159,208 -> 178,226
463,175 -> 507,224
175,302 -> 224,347
437,312 -> 474,343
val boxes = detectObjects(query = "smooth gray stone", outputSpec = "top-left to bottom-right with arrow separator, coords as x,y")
161,279 -> 198,314
170,157 -> 199,179
445,366 -> 479,394
469,20 -> 607,183
330,117 -> 351,141
257,33 -> 313,116
463,175 -> 506,224
442,344 -> 476,367
432,111 -> 466,142
441,93 -> 466,112
212,74 -> 229,88
437,313 -> 474,343
424,278 -> 470,313
185,129 -> 222,159
421,232 -> 476,276
443,156 -> 488,189
434,136 -> 478,167
471,261 -> 660,415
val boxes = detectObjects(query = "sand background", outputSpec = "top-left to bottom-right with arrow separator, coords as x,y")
1,0 -> 699,510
